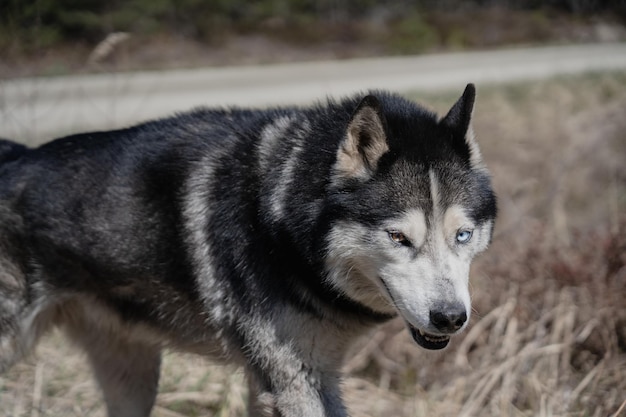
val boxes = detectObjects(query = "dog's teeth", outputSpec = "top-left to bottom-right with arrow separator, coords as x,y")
418,329 -> 449,342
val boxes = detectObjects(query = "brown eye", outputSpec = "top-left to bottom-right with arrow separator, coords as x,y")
388,230 -> 411,247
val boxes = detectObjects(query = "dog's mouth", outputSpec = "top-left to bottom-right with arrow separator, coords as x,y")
408,324 -> 450,350
377,278 -> 452,350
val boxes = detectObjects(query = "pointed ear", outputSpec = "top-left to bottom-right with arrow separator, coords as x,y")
333,95 -> 389,182
441,83 -> 485,170
441,83 -> 475,134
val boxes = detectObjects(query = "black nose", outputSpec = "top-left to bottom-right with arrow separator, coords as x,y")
430,304 -> 467,333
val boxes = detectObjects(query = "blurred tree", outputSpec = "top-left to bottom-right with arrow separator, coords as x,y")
1,0 -> 623,54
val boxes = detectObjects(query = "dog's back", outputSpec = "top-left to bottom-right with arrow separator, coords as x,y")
0,139 -> 27,164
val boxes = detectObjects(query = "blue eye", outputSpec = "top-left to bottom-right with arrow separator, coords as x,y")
456,229 -> 473,244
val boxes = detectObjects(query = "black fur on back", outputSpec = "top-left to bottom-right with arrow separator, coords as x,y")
0,139 -> 27,165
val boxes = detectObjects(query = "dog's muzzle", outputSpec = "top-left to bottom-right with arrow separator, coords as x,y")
406,305 -> 468,350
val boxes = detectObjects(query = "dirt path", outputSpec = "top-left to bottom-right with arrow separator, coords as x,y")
2,42 -> 626,144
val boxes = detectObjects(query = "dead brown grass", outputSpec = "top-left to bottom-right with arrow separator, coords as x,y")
1,72 -> 626,416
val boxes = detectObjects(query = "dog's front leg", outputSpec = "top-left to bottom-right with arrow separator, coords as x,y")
246,364 -> 346,417
239,313 -> 348,417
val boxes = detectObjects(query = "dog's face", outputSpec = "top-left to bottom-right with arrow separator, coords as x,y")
325,85 -> 496,349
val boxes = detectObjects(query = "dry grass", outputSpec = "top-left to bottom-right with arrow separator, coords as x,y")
1,72 -> 626,416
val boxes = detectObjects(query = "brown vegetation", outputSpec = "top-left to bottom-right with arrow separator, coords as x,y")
1,72 -> 625,416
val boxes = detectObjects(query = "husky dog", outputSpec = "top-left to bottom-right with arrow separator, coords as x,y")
0,84 -> 496,417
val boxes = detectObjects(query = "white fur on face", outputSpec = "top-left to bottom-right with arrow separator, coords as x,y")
324,221 -> 397,315
324,170 -> 494,334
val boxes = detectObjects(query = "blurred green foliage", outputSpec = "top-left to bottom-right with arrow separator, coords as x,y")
1,0 -> 624,53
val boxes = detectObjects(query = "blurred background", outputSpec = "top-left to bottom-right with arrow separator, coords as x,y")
1,1 -> 625,416
2,0 -> 626,76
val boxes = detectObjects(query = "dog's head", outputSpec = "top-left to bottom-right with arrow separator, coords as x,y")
325,85 -> 496,350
